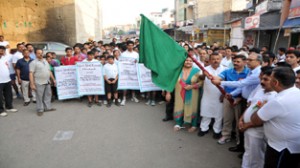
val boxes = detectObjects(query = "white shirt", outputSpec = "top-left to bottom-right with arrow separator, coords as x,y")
120,50 -> 139,61
244,85 -> 277,138
277,54 -> 286,62
0,56 -> 12,83
293,65 -> 300,74
258,87 -> 300,153
82,58 -> 98,62
0,41 -> 10,55
0,41 -> 9,47
4,54 -> 15,74
103,63 -> 118,79
201,65 -> 227,118
12,51 -> 23,64
221,57 -> 232,68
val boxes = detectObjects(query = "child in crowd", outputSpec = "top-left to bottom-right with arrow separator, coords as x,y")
99,55 -> 107,105
83,51 -> 101,107
103,55 -> 119,107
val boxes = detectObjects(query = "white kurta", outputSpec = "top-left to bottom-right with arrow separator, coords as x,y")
200,65 -> 226,118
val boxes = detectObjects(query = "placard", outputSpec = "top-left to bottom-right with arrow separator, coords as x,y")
76,62 -> 105,95
54,66 -> 80,100
137,64 -> 161,92
117,62 -> 140,90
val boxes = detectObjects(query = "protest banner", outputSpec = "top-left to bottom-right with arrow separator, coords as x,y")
54,66 -> 80,100
137,64 -> 161,92
117,56 -> 140,90
76,62 -> 105,95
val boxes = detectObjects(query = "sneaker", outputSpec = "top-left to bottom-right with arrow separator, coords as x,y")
16,93 -> 22,99
115,101 -> 120,106
103,100 -> 108,105
0,112 -> 8,117
87,102 -> 93,107
151,100 -> 156,106
106,101 -> 112,108
44,108 -> 56,112
120,99 -> 126,106
96,102 -> 102,106
218,136 -> 231,145
158,100 -> 165,105
213,132 -> 222,139
6,108 -> 18,113
145,100 -> 151,105
131,96 -> 139,103
37,112 -> 43,116
197,130 -> 209,137
13,95 -> 17,99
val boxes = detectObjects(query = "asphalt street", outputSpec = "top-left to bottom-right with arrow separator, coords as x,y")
0,98 -> 241,168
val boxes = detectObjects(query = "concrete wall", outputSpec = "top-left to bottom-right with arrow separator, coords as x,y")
75,0 -> 102,43
0,0 -> 76,47
195,0 -> 225,27
0,0 -> 103,47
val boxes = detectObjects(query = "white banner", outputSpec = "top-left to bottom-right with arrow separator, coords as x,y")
245,14 -> 260,30
76,62 -> 105,95
137,64 -> 161,92
117,62 -> 140,90
54,66 -> 80,100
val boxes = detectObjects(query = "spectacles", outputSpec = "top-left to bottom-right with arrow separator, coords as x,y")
247,59 -> 257,62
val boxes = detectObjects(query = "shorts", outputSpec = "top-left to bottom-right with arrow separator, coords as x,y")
105,78 -> 118,94
10,74 -> 16,81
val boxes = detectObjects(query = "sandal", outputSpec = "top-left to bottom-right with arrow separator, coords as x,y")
174,125 -> 182,132
188,127 -> 197,133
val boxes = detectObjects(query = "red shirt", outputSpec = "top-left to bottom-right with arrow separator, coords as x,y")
74,53 -> 86,63
61,56 -> 76,65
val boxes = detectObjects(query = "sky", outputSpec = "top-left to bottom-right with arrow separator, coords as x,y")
102,0 -> 174,28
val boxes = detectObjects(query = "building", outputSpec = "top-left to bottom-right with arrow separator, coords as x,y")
0,0 -> 103,46
175,0 -> 233,46
242,0 -> 286,52
281,0 -> 300,47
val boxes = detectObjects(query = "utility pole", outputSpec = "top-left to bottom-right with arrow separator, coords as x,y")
174,0 -> 177,40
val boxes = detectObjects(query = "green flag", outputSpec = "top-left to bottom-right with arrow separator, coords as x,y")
139,14 -> 187,92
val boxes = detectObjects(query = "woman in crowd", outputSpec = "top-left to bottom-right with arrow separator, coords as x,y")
173,57 -> 202,132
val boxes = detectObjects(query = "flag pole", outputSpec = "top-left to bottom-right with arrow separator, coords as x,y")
187,54 -> 234,105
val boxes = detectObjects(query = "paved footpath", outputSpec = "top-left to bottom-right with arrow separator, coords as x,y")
0,99 -> 241,168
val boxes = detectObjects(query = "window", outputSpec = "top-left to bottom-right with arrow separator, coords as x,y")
50,43 -> 65,51
32,43 -> 48,50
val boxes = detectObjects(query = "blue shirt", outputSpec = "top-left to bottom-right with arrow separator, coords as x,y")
16,58 -> 33,81
30,52 -> 36,59
221,66 -> 261,99
218,67 -> 250,95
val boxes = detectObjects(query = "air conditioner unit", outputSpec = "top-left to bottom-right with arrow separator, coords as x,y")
188,1 -> 195,7
215,24 -> 220,28
203,25 -> 208,28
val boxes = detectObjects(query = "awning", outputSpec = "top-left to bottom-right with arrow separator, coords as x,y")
283,17 -> 300,28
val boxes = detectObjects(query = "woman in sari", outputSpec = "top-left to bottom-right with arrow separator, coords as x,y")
174,57 -> 203,132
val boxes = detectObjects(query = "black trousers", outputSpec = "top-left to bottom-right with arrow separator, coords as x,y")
237,98 -> 248,148
0,81 -> 13,113
165,92 -> 174,119
264,145 -> 300,168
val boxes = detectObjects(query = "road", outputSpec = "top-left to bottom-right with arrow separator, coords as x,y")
0,98 -> 241,168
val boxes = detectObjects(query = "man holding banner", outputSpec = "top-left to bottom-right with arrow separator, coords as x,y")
119,41 -> 140,106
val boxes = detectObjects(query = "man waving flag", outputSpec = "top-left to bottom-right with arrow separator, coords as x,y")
139,14 -> 187,92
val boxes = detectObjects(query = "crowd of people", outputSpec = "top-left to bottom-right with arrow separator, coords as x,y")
0,34 -> 300,167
